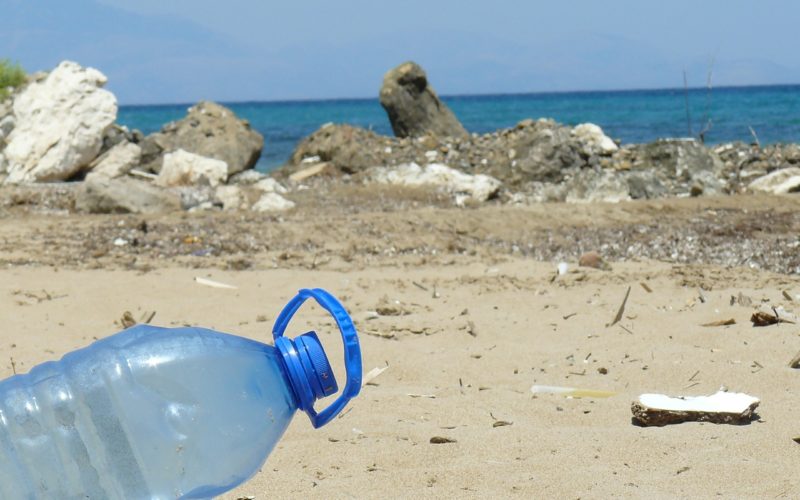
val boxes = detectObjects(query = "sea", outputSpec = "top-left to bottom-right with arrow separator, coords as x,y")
117,85 -> 800,172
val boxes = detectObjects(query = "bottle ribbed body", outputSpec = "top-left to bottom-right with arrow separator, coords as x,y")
0,325 -> 297,499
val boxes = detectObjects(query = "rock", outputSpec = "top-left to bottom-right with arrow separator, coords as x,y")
177,186 -> 216,211
626,170 -> 667,199
100,124 -> 141,156
76,176 -> 181,214
484,119 -> 585,186
572,123 -> 618,156
368,162 -> 500,204
253,177 -> 288,194
579,251 -> 611,270
564,170 -> 631,203
156,149 -> 228,187
252,192 -> 295,211
215,185 -> 249,211
140,101 -> 262,176
289,124 -> 383,174
227,169 -> 267,185
628,139 -> 725,195
748,167 -> 800,194
85,142 -> 141,180
4,61 -> 117,183
379,61 -> 467,139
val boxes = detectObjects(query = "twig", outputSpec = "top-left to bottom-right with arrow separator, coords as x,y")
607,286 -> 631,327
748,126 -> 760,148
683,69 -> 693,137
412,281 -> 428,291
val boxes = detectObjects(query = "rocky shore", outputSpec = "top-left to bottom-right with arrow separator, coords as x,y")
1,60 -> 799,215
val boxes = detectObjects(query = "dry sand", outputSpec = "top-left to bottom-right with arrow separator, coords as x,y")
1,191 -> 799,498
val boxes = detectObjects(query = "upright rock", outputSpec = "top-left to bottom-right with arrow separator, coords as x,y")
379,62 -> 467,139
140,101 -> 263,176
3,61 -> 117,183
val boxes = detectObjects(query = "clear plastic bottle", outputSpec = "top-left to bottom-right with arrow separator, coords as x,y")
0,288 -> 362,499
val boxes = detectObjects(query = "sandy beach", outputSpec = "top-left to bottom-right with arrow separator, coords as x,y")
1,190 -> 798,498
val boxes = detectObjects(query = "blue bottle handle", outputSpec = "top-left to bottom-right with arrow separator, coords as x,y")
273,288 -> 362,428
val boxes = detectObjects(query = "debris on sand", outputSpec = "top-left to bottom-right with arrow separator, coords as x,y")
429,436 -> 457,444
363,364 -> 389,386
750,308 -> 796,327
120,311 -> 136,328
701,318 -> 736,327
631,389 -> 760,426
607,286 -> 631,327
531,385 -> 616,398
194,276 -> 238,289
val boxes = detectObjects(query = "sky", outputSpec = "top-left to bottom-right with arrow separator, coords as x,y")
1,0 -> 799,105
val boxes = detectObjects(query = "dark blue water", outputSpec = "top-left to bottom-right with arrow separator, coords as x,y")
117,85 -> 800,172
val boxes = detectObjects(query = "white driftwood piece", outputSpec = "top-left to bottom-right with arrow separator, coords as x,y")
632,389 -> 760,426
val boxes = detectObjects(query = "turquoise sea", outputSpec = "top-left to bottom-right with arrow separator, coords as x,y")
117,85 -> 800,172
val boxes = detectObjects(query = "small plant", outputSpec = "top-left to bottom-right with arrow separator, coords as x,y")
0,59 -> 26,100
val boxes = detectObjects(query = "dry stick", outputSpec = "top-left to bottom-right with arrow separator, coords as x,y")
608,286 -> 632,327
748,126 -> 761,148
683,69 -> 693,137
783,290 -> 794,303
697,54 -> 715,143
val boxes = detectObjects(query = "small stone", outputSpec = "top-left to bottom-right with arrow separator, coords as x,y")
578,251 -> 610,270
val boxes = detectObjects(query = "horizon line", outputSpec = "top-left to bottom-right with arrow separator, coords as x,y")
117,81 -> 800,108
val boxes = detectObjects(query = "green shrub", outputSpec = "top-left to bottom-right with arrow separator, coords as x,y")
0,60 -> 26,100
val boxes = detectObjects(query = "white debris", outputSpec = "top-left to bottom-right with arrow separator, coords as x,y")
368,162 -> 501,204
194,276 -> 238,289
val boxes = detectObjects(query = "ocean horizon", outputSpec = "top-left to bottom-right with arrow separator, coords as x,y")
117,83 -> 800,172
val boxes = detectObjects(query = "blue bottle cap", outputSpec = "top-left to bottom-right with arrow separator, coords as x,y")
274,288 -> 362,428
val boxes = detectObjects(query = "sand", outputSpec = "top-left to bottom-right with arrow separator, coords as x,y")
1,192 -> 799,498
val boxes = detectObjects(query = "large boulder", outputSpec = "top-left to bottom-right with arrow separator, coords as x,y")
3,61 -> 117,183
76,176 -> 181,214
379,62 -> 467,139
140,101 -> 262,176
288,123 -> 385,174
156,149 -> 228,187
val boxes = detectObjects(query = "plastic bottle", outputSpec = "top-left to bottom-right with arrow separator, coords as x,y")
0,288 -> 362,499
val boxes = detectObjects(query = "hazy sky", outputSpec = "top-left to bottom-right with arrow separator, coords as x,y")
2,0 -> 799,104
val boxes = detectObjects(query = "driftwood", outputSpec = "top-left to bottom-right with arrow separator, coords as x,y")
631,390 -> 759,427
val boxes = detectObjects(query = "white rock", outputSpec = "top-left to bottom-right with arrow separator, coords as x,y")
748,167 -> 800,194
424,150 -> 438,163
157,149 -> 228,187
227,169 -> 266,185
215,185 -> 249,211
4,61 -> 118,183
369,163 -> 501,204
252,192 -> 295,211
86,142 -> 141,180
253,177 -> 288,194
572,123 -> 618,156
